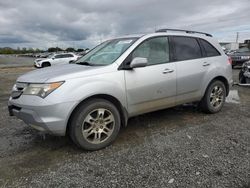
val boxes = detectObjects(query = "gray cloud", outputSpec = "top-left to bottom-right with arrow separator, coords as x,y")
0,0 -> 250,49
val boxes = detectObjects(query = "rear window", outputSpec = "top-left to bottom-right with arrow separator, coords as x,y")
172,36 -> 202,61
200,39 -> 220,57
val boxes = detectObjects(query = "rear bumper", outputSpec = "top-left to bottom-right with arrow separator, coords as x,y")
8,97 -> 78,136
232,60 -> 249,66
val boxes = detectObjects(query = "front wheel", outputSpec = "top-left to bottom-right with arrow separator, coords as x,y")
200,80 -> 226,114
69,99 -> 121,150
42,62 -> 51,68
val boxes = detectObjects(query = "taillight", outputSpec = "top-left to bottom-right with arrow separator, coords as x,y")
228,57 -> 232,65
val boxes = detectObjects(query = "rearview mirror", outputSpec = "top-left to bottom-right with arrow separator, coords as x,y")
130,57 -> 148,68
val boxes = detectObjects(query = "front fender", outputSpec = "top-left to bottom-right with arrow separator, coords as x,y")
48,71 -> 127,108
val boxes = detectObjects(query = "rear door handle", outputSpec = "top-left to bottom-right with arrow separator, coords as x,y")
163,69 -> 174,74
203,62 -> 210,67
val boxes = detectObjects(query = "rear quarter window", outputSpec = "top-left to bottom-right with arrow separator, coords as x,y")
200,39 -> 221,57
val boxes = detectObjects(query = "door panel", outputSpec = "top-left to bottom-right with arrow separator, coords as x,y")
171,36 -> 208,104
175,58 -> 209,103
125,63 -> 176,116
54,56 -> 69,65
124,36 -> 177,116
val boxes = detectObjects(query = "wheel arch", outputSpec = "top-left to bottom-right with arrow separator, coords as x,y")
66,94 -> 128,135
41,61 -> 51,67
205,76 -> 230,96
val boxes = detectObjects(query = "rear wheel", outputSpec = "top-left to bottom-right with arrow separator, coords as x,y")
69,99 -> 121,150
200,80 -> 226,114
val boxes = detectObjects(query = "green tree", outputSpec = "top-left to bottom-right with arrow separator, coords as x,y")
65,47 -> 75,52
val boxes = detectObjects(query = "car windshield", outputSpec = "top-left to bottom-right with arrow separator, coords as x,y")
47,54 -> 55,58
75,38 -> 138,66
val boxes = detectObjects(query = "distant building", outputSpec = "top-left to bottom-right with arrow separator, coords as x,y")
220,40 -> 250,51
244,40 -> 250,44
220,42 -> 239,51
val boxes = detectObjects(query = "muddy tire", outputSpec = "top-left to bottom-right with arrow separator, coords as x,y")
200,80 -> 226,114
69,99 -> 121,151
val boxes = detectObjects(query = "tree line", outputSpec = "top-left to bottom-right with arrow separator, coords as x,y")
0,47 -> 89,54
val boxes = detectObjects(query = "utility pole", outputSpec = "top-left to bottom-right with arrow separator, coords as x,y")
236,32 -> 239,43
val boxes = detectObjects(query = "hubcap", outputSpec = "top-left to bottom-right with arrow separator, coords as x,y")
82,108 -> 115,144
210,85 -> 224,108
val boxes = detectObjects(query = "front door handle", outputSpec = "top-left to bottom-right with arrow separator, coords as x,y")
203,62 -> 210,67
163,69 -> 174,74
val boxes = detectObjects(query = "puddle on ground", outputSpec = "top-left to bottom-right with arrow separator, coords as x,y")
226,90 -> 240,104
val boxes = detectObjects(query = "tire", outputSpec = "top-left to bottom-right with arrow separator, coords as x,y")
239,70 -> 246,84
42,62 -> 51,68
200,80 -> 226,114
69,99 -> 121,150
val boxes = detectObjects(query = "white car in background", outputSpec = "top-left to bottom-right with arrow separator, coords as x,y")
34,53 -> 80,68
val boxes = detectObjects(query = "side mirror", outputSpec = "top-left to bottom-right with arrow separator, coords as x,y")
52,57 -> 55,60
130,57 -> 148,68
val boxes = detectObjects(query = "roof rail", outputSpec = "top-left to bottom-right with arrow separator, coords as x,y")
155,28 -> 213,37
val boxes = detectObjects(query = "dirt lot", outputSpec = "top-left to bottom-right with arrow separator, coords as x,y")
0,57 -> 249,187
0,55 -> 35,68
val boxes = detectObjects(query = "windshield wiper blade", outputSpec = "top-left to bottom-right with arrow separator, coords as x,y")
76,61 -> 92,66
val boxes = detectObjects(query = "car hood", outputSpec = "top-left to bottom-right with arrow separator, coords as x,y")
17,64 -> 114,83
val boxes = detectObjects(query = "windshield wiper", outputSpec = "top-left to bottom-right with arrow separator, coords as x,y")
76,61 -> 93,66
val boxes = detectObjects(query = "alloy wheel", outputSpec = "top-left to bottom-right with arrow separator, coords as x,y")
209,85 -> 224,108
81,108 -> 115,144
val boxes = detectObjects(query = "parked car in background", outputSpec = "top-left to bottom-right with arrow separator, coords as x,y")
39,52 -> 52,58
34,53 -> 80,68
76,51 -> 88,57
239,60 -> 250,85
229,47 -> 250,68
9,29 -> 232,150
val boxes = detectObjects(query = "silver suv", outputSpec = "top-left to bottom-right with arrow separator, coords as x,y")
8,29 -> 233,150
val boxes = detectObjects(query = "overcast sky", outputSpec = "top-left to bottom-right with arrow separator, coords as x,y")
0,0 -> 250,49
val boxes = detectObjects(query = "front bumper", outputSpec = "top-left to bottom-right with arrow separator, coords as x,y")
34,61 -> 42,68
8,96 -> 78,136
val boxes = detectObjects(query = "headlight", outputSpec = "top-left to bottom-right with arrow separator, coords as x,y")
23,81 -> 64,98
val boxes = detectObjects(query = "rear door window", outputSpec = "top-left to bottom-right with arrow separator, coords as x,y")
65,54 -> 74,58
172,36 -> 202,61
55,54 -> 63,59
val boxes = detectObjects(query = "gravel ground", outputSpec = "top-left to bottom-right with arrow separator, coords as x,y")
0,58 -> 249,187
